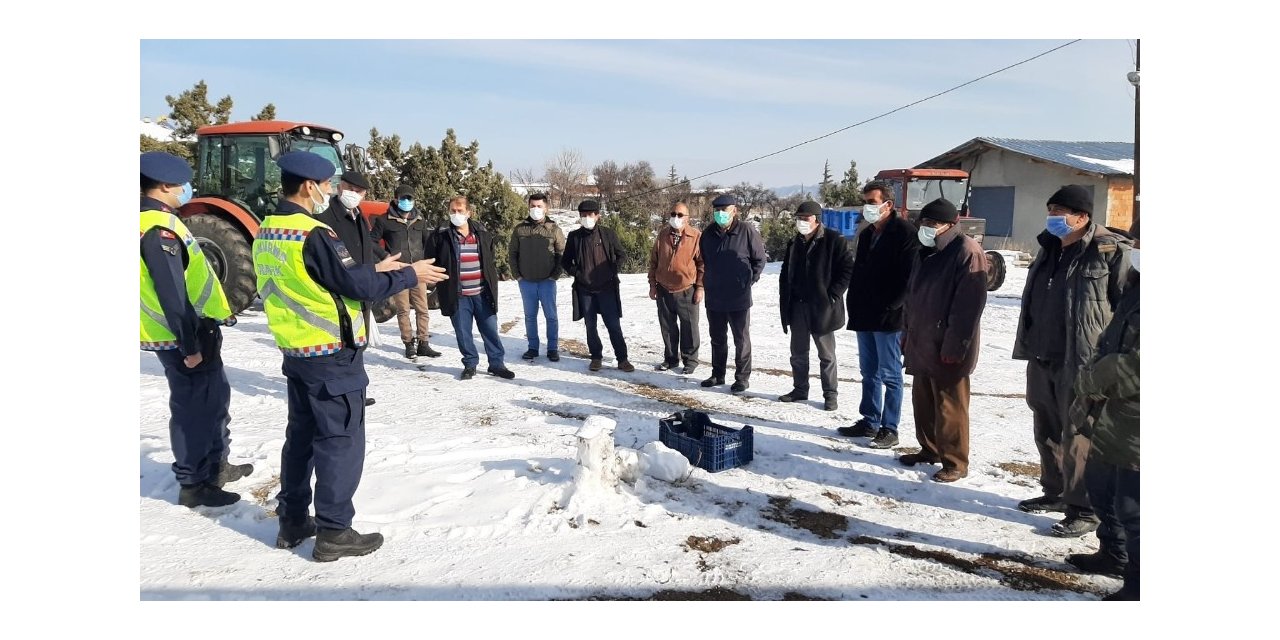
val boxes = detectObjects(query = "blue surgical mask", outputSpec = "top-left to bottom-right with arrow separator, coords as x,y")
918,225 -> 938,247
177,182 -> 193,207
398,198 -> 414,212
1046,215 -> 1073,238
714,210 -> 732,226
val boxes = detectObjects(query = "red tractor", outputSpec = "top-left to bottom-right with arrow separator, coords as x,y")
177,120 -> 390,314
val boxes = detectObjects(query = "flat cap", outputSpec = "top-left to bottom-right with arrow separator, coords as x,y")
920,198 -> 959,223
394,184 -> 416,198
796,201 -> 823,216
140,151 -> 192,185
276,151 -> 336,182
711,194 -> 738,208
340,171 -> 371,190
577,199 -> 601,213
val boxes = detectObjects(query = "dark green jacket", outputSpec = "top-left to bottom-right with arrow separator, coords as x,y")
509,218 -> 566,281
1070,273 -> 1140,470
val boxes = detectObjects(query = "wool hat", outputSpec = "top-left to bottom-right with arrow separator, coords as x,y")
1047,184 -> 1093,215
920,198 -> 959,223
795,201 -> 823,216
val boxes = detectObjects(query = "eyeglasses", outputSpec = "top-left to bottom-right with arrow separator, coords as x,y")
669,212 -> 687,218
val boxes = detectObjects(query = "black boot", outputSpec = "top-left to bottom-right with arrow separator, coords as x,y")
312,527 -> 384,562
178,483 -> 239,508
214,462 -> 253,488
1018,494 -> 1067,513
837,418 -> 878,438
276,515 -> 317,549
404,339 -> 418,361
1052,511 -> 1101,537
417,340 -> 441,358
1066,550 -> 1126,578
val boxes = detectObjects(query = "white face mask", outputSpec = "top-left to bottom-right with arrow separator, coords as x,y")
580,216 -> 597,230
339,189 -> 363,210
918,225 -> 939,247
528,207 -> 545,221
669,216 -> 685,230
449,213 -> 468,227
1130,248 -> 1140,273
795,220 -> 813,235
862,202 -> 884,224
308,183 -> 330,215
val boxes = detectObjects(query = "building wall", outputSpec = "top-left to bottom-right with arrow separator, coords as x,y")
965,148 -> 1114,251
1105,178 -> 1134,231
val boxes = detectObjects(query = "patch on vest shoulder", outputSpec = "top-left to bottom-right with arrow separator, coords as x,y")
1098,244 -> 1117,253
334,241 -> 357,268
327,229 -> 339,239
162,243 -> 179,256
159,230 -> 176,240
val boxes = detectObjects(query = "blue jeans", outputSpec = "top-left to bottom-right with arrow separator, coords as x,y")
451,294 -> 505,369
856,330 -> 904,433
518,279 -> 559,353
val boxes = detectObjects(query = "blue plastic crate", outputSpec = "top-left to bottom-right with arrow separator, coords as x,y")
658,410 -> 754,472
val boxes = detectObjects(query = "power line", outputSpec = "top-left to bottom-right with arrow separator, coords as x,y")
617,39 -> 1083,205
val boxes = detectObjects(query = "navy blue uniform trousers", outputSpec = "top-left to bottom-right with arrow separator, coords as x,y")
276,347 -> 368,531
153,323 -> 231,486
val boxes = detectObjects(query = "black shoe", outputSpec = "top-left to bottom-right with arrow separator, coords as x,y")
417,341 -> 441,358
1051,513 -> 1101,537
276,515 -> 317,549
1102,587 -> 1139,601
700,376 -> 725,388
487,366 -> 516,379
404,340 -> 418,361
364,397 -> 375,407
522,349 -> 538,360
898,453 -> 939,467
214,462 -> 253,488
178,483 -> 239,508
868,428 -> 899,449
618,360 -> 636,372
823,394 -> 838,411
731,380 -> 748,393
682,363 -> 697,375
778,390 -> 809,403
312,527 -> 384,562
1018,495 -> 1067,513
1066,551 -> 1126,578
836,418 -> 878,438
460,367 -> 476,380
589,359 -> 603,372
655,361 -> 678,371
547,350 -> 560,362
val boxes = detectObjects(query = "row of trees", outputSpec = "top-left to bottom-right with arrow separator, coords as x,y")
139,81 -> 276,161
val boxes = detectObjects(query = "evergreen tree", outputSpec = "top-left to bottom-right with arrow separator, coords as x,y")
139,134 -> 193,161
364,127 -> 405,202
251,103 -> 277,121
165,80 -> 233,139
819,159 -> 836,204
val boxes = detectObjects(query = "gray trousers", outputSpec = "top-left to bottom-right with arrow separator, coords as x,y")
708,309 -> 751,382
656,286 -> 700,366
788,305 -> 838,396
1027,357 -> 1093,513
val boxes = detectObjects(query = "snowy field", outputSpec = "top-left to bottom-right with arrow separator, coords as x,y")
139,253 -> 1123,601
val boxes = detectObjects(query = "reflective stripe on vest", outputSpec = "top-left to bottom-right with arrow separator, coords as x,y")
253,213 -> 367,357
139,210 -> 234,350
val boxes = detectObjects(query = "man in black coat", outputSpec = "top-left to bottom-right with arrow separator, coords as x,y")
699,194 -> 766,393
423,196 -> 514,381
316,170 -> 387,406
561,200 -> 634,373
778,201 -> 854,411
371,185 -> 441,360
838,181 -> 921,448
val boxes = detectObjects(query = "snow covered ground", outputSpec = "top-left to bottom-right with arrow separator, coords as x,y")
139,255 -> 1122,601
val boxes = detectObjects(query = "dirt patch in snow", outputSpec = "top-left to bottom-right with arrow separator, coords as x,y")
849,536 -> 1102,595
995,461 -> 1041,478
499,317 -> 520,334
557,338 -> 592,359
628,383 -> 716,412
683,535 -> 741,554
763,496 -> 848,539
249,474 -> 280,510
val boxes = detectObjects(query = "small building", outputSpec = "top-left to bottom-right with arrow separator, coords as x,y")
916,138 -> 1134,251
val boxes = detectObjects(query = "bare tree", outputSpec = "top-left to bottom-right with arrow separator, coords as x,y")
508,166 -> 543,188
545,147 -> 587,208
592,160 -> 622,206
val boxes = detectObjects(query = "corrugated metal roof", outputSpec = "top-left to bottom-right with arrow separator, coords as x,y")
917,138 -> 1134,176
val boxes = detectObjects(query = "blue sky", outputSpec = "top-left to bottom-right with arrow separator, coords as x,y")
140,39 -> 1136,191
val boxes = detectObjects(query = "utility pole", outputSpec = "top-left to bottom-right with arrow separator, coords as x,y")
1128,40 -> 1140,232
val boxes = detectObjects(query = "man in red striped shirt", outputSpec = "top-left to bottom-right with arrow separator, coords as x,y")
424,196 -> 514,380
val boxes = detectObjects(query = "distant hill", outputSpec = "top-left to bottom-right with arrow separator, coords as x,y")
769,184 -> 816,198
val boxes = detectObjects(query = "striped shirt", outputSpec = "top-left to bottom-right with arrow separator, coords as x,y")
457,230 -> 483,297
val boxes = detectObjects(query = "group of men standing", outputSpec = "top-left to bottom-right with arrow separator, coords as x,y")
141,148 -> 1137,598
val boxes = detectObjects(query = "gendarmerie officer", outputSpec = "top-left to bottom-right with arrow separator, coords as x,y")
252,151 -> 447,562
140,151 -> 252,508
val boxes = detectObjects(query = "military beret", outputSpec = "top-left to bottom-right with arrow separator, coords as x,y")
577,200 -> 601,213
140,151 -> 192,185
711,194 -> 738,208
796,201 -> 823,216
394,185 -> 416,198
341,171 -> 371,190
920,198 -> 959,223
277,151 -> 336,182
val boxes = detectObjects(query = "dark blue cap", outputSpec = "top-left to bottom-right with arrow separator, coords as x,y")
711,194 -> 738,208
140,151 -> 192,185
277,151 -> 336,182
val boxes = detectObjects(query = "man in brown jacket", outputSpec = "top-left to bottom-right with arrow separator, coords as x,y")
898,199 -> 988,483
648,202 -> 705,374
